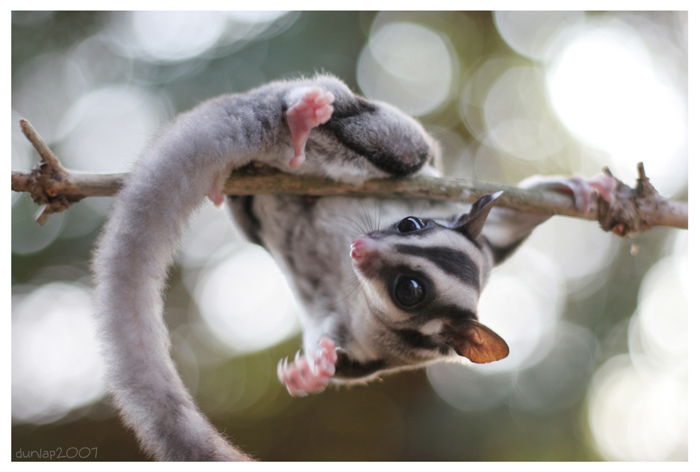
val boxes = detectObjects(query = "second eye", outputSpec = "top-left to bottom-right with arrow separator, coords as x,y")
397,217 -> 425,233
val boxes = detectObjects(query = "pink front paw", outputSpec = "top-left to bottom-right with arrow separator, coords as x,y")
562,173 -> 617,213
285,87 -> 335,168
277,337 -> 338,397
586,173 -> 618,204
522,173 -> 617,213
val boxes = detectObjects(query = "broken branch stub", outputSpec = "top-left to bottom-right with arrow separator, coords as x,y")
596,163 -> 683,237
14,120 -> 85,224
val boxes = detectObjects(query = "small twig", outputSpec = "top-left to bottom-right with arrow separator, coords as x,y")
13,120 -> 125,224
11,119 -> 688,233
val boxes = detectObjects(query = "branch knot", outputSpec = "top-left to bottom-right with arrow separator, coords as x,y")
597,164 -> 665,237
12,120 -> 85,224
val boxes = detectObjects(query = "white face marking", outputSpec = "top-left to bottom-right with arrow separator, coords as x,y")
352,221 -> 485,323
420,319 -> 444,336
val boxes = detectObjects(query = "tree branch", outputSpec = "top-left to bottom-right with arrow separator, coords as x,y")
12,119 -> 687,235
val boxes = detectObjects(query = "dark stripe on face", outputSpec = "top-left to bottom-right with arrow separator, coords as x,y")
408,302 -> 478,326
390,305 -> 480,356
394,244 -> 480,289
391,328 -> 452,356
392,328 -> 439,350
334,350 -> 387,380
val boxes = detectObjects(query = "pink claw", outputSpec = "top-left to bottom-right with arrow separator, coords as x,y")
277,337 -> 338,397
285,87 -> 335,168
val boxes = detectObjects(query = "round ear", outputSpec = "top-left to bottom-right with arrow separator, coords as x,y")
442,320 -> 509,364
455,191 -> 503,240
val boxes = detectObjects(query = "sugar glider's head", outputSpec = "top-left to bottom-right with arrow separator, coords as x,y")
349,192 -> 509,365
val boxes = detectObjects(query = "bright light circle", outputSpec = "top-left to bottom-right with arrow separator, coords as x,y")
546,25 -> 686,193
195,245 -> 300,354
12,283 -> 106,423
357,21 -> 454,116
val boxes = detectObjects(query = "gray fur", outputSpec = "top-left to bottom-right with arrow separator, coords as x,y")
93,74 -> 549,460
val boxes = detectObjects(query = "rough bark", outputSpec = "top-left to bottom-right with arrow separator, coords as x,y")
12,119 -> 687,235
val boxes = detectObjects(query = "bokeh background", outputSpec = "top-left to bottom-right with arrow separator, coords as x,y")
11,11 -> 688,461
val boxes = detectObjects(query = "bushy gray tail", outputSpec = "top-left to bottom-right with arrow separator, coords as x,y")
92,113 -> 252,461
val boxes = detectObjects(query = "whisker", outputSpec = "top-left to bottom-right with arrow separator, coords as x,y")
358,202 -> 372,233
418,199 -> 429,218
327,210 -> 368,238
374,200 -> 382,232
329,276 -> 363,308
332,217 -> 365,237
350,203 -> 368,234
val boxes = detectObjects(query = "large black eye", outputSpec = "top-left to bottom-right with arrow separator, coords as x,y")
394,276 -> 425,307
397,217 -> 425,233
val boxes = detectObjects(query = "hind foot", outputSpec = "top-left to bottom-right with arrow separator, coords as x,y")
285,87 -> 335,168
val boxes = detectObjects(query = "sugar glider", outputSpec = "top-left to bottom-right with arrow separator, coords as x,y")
92,74 -> 613,460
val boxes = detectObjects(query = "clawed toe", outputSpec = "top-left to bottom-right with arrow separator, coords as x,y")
277,337 -> 338,397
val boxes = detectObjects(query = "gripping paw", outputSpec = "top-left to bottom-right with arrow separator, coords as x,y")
277,337 -> 338,397
285,87 -> 335,168
520,173 -> 617,213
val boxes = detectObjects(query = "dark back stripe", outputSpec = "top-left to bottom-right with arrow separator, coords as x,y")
394,244 -> 480,289
321,98 -> 429,178
226,195 -> 264,247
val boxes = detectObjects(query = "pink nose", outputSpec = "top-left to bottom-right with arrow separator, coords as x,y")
350,236 -> 381,278
350,236 -> 377,259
